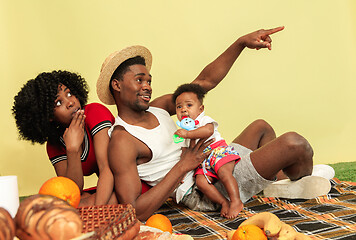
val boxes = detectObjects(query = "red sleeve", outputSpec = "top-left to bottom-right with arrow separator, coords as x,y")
46,141 -> 66,166
46,103 -> 114,166
84,103 -> 115,136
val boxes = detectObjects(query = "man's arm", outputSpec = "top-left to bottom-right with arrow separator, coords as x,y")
108,128 -> 143,211
151,27 -> 284,115
108,126 -> 213,221
192,26 -> 284,91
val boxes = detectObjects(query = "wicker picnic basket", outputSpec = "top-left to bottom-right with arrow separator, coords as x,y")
77,204 -> 140,240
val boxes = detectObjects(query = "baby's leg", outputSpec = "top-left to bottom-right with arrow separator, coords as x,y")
217,161 -> 244,218
195,174 -> 229,217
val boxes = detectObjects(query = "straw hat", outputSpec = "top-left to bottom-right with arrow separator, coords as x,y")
96,45 -> 152,105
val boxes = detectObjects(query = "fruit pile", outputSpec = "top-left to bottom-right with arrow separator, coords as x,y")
227,212 -> 312,240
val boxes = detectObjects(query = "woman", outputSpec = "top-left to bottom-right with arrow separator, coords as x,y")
13,70 -> 116,206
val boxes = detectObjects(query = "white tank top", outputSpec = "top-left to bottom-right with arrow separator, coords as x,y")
108,107 -> 183,185
108,107 -> 194,202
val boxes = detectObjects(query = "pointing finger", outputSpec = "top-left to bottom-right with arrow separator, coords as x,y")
264,26 -> 285,36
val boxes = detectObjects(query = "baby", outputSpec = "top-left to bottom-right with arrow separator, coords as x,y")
172,83 -> 243,218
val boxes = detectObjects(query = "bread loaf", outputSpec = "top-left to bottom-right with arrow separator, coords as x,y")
15,194 -> 82,240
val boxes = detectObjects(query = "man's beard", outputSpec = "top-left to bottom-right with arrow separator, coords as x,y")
133,99 -> 149,112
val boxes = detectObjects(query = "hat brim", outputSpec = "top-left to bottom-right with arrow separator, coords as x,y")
96,45 -> 152,105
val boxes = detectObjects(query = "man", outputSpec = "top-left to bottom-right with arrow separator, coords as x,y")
96,27 -> 331,221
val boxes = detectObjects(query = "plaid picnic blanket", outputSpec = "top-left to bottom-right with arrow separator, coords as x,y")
154,178 -> 356,239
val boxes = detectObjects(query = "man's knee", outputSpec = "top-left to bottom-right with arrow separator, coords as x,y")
251,119 -> 276,139
251,119 -> 273,131
281,132 -> 314,159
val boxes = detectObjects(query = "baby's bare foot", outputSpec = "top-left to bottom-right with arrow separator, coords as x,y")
220,201 -> 229,217
225,200 -> 244,219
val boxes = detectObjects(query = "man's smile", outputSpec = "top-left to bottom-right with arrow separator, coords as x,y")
139,93 -> 151,102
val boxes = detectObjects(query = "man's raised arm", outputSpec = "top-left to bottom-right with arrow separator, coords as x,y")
151,27 -> 284,115
192,26 -> 285,91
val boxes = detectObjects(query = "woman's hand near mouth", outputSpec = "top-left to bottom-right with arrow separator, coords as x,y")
62,109 -> 86,191
63,110 -> 86,153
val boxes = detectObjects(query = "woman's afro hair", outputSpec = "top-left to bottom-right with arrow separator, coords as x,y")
12,70 -> 89,144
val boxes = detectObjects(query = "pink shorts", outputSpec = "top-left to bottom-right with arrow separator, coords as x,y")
195,140 -> 240,179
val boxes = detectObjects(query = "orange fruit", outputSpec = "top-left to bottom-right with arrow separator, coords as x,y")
145,214 -> 172,233
232,225 -> 267,240
39,176 -> 81,208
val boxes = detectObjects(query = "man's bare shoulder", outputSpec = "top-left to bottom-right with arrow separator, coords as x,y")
111,125 -> 130,138
108,126 -> 152,164
109,125 -> 137,149
108,125 -> 140,170
109,125 -> 149,160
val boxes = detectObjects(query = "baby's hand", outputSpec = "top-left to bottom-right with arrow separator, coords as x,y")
175,129 -> 189,139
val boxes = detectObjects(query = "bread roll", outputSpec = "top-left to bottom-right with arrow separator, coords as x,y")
15,194 -> 82,240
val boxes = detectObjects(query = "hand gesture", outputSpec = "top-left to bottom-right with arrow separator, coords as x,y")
63,110 -> 86,153
239,26 -> 284,50
179,137 -> 214,172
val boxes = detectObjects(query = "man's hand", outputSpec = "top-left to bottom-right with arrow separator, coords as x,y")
239,26 -> 284,50
179,137 -> 214,172
63,110 -> 86,153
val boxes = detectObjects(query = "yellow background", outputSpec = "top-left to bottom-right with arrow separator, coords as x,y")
1,1 -> 355,196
